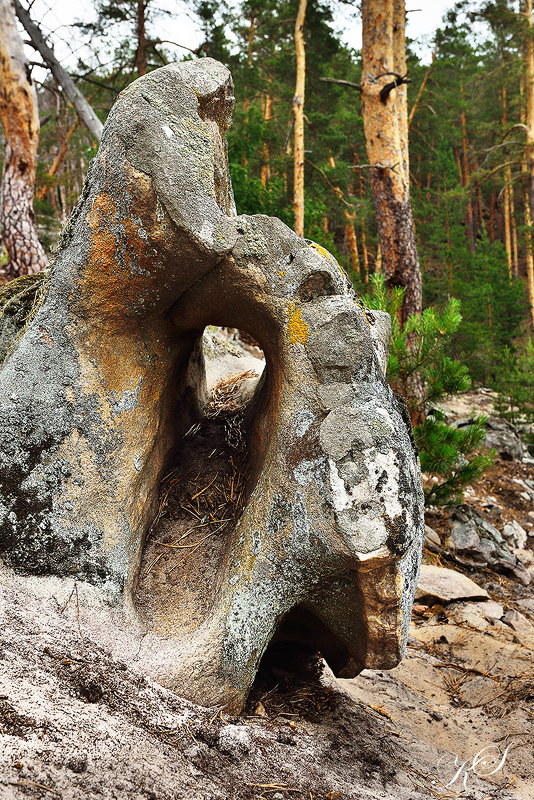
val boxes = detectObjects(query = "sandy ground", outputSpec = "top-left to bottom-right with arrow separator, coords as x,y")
0,555 -> 530,800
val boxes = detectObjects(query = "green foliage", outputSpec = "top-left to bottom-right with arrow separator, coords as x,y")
493,342 -> 534,426
363,275 -> 495,506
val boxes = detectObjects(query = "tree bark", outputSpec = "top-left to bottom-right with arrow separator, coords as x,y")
344,215 -> 360,277
261,91 -> 272,186
408,50 -> 435,129
37,120 -> 77,202
361,0 -> 422,323
522,154 -> 534,326
293,0 -> 307,237
135,1 -> 147,77
502,81 -> 513,283
13,0 -> 103,142
0,0 -> 47,276
526,0 -> 534,229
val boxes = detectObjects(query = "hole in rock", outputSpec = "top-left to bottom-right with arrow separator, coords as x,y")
135,327 -> 266,637
248,605 -> 355,709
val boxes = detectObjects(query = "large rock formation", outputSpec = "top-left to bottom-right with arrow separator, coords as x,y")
0,58 -> 424,711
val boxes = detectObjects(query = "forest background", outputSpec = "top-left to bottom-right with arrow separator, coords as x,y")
2,0 -> 534,481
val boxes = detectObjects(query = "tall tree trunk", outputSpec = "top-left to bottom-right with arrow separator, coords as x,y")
0,0 -> 47,276
408,50 -> 435,129
489,191 -> 495,241
361,0 -> 422,323
522,156 -> 534,325
460,94 -> 475,249
13,0 -> 102,142
523,0 -> 534,322
261,91 -> 272,186
511,185 -> 519,278
293,0 -> 307,237
241,16 -> 255,168
37,120 -> 78,202
526,0 -> 534,228
135,1 -> 147,77
501,81 -> 513,279
344,215 -> 360,277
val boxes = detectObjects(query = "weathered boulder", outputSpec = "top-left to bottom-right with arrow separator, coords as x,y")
0,59 -> 424,711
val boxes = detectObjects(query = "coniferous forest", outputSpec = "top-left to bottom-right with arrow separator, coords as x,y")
2,1 -> 534,410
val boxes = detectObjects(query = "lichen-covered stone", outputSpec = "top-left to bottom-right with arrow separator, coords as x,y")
0,58 -> 424,711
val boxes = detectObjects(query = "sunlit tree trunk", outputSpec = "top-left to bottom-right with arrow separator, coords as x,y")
361,0 -> 423,421
523,0 -> 534,322
361,0 -> 422,322
261,90 -> 272,186
501,81 -> 513,280
344,215 -> 360,277
241,16 -> 255,168
293,0 -> 307,237
37,120 -> 78,203
0,0 -> 47,276
522,155 -> 534,325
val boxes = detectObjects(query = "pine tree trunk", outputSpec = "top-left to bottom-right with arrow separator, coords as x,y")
522,155 -> 534,326
293,0 -> 307,237
344,215 -> 360,278
361,0 -> 422,323
135,1 -> 147,77
526,0 -> 534,228
261,91 -> 272,186
13,0 -> 102,142
37,120 -> 77,202
460,99 -> 476,249
511,185 -> 519,278
0,0 -> 47,276
408,50 -> 435,129
503,182 -> 513,281
524,0 -> 534,322
489,191 -> 495,241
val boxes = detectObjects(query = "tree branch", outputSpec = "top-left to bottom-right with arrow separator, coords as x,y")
13,0 -> 103,141
319,76 -> 362,92
379,74 -> 410,104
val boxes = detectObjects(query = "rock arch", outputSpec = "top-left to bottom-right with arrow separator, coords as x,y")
0,58 -> 424,711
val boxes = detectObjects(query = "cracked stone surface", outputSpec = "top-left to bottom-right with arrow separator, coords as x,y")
0,58 -> 424,711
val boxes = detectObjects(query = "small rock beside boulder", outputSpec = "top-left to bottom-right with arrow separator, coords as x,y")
483,417 -> 524,461
447,506 -> 530,586
415,564 -> 489,604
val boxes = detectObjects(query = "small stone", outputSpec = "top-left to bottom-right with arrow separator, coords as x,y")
66,753 -> 88,773
431,710 -> 443,721
415,565 -> 489,603
503,520 -> 527,550
218,725 -> 253,757
502,609 -> 534,638
424,525 -> 441,550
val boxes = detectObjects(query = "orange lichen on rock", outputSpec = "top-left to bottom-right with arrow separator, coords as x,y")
287,301 -> 308,345
308,241 -> 345,278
